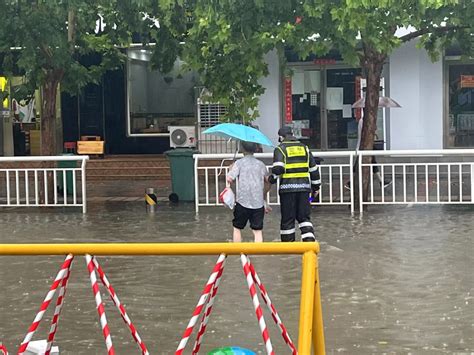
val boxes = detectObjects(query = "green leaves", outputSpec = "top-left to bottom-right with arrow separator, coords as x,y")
0,0 -> 150,95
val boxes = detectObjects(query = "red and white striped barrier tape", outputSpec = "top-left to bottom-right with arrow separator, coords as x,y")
85,254 -> 115,355
192,257 -> 226,354
247,257 -> 297,354
45,258 -> 74,355
0,343 -> 8,355
92,256 -> 150,355
18,254 -> 74,355
175,254 -> 227,355
241,254 -> 274,355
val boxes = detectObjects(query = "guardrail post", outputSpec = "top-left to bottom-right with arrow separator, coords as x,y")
194,155 -> 199,213
312,255 -> 325,355
349,153 -> 354,214
298,250 -> 316,353
81,157 -> 88,214
471,163 -> 474,203
358,151 -> 363,213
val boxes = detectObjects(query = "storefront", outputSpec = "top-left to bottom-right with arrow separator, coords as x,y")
255,43 -> 473,152
59,48 -> 203,155
283,63 -> 386,150
3,41 -> 472,157
445,60 -> 474,148
127,49 -> 198,137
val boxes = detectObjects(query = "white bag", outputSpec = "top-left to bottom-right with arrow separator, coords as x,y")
219,187 -> 235,210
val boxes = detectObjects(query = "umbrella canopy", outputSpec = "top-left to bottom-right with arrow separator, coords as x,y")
203,123 -> 274,147
352,96 -> 401,108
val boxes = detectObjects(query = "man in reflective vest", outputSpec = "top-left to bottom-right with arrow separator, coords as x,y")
269,126 -> 321,242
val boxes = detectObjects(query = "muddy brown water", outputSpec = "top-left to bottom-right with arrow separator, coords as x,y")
0,203 -> 473,354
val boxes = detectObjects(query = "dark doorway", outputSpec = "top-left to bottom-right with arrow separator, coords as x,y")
79,82 -> 104,139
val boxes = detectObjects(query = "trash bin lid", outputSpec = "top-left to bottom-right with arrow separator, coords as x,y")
164,148 -> 198,157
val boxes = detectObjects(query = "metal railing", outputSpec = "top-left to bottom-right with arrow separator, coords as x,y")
194,152 -> 356,213
0,242 -> 325,355
194,149 -> 474,213
0,155 -> 89,213
358,149 -> 474,212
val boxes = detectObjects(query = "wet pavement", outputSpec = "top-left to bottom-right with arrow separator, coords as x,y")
0,203 -> 473,354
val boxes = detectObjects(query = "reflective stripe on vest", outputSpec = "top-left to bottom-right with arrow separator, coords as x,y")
282,172 -> 310,178
285,162 -> 309,169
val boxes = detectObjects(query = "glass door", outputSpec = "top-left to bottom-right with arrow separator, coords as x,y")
287,65 -> 362,150
325,68 -> 361,149
446,63 -> 474,147
288,69 -> 322,149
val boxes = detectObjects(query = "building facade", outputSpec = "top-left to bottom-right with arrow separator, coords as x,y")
254,41 -> 473,152
2,41 -> 472,156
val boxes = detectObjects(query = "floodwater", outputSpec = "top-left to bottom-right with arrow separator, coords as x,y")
0,203 -> 473,354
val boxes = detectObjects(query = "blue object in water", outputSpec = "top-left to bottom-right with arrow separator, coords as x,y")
208,346 -> 256,355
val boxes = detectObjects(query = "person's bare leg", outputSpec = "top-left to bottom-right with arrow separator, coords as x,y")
252,229 -> 263,243
233,227 -> 242,243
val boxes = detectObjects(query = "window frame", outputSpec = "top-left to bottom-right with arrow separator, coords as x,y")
443,57 -> 474,148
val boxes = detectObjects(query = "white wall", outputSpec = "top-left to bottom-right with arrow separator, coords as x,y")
255,50 -> 281,151
389,40 -> 443,149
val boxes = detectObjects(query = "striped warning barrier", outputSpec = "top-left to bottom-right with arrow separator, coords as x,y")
46,259 -> 73,355
192,257 -> 226,354
18,254 -> 74,355
85,254 -> 115,355
247,256 -> 297,354
240,254 -> 274,355
176,254 -> 227,355
92,256 -> 150,355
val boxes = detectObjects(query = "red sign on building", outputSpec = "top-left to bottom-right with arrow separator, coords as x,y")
354,76 -> 362,121
460,75 -> 474,88
313,58 -> 337,66
285,76 -> 292,123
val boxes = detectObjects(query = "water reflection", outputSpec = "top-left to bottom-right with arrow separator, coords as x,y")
0,204 -> 473,354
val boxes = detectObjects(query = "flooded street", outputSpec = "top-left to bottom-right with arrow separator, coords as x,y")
0,203 -> 473,354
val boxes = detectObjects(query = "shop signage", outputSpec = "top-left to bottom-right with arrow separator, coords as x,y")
313,58 -> 337,65
285,76 -> 292,123
460,75 -> 474,88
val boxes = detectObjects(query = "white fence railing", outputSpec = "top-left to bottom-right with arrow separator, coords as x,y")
358,149 -> 474,212
0,156 -> 89,213
194,149 -> 474,213
194,152 -> 356,213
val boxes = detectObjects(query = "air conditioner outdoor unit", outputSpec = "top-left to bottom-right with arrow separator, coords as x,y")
169,126 -> 197,148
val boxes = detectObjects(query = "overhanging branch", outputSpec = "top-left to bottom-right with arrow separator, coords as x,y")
399,25 -> 468,43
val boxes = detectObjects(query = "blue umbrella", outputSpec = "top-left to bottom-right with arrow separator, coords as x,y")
203,123 -> 274,147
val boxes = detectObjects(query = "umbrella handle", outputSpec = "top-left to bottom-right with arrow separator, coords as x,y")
217,147 -> 239,177
217,158 -> 234,178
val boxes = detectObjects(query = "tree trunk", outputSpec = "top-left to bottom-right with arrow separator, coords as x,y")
40,70 -> 63,203
359,50 -> 386,207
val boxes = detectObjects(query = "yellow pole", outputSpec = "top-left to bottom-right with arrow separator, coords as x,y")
0,242 -> 319,256
312,256 -> 326,355
298,250 -> 316,353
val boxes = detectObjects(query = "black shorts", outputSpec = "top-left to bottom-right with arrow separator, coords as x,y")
232,203 -> 264,230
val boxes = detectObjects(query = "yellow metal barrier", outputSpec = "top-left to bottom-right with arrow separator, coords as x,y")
0,242 -> 325,354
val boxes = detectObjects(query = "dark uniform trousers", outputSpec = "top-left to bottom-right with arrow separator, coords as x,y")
280,192 -> 315,242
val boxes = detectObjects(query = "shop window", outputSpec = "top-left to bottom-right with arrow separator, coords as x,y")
447,63 -> 474,147
127,49 -> 199,136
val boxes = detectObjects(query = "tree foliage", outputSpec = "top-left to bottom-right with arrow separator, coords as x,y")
175,0 -> 296,122
288,0 -> 473,149
177,0 -> 472,126
0,0 -> 175,154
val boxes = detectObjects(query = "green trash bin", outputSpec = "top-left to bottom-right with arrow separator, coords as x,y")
165,148 -> 198,202
57,154 -> 76,196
